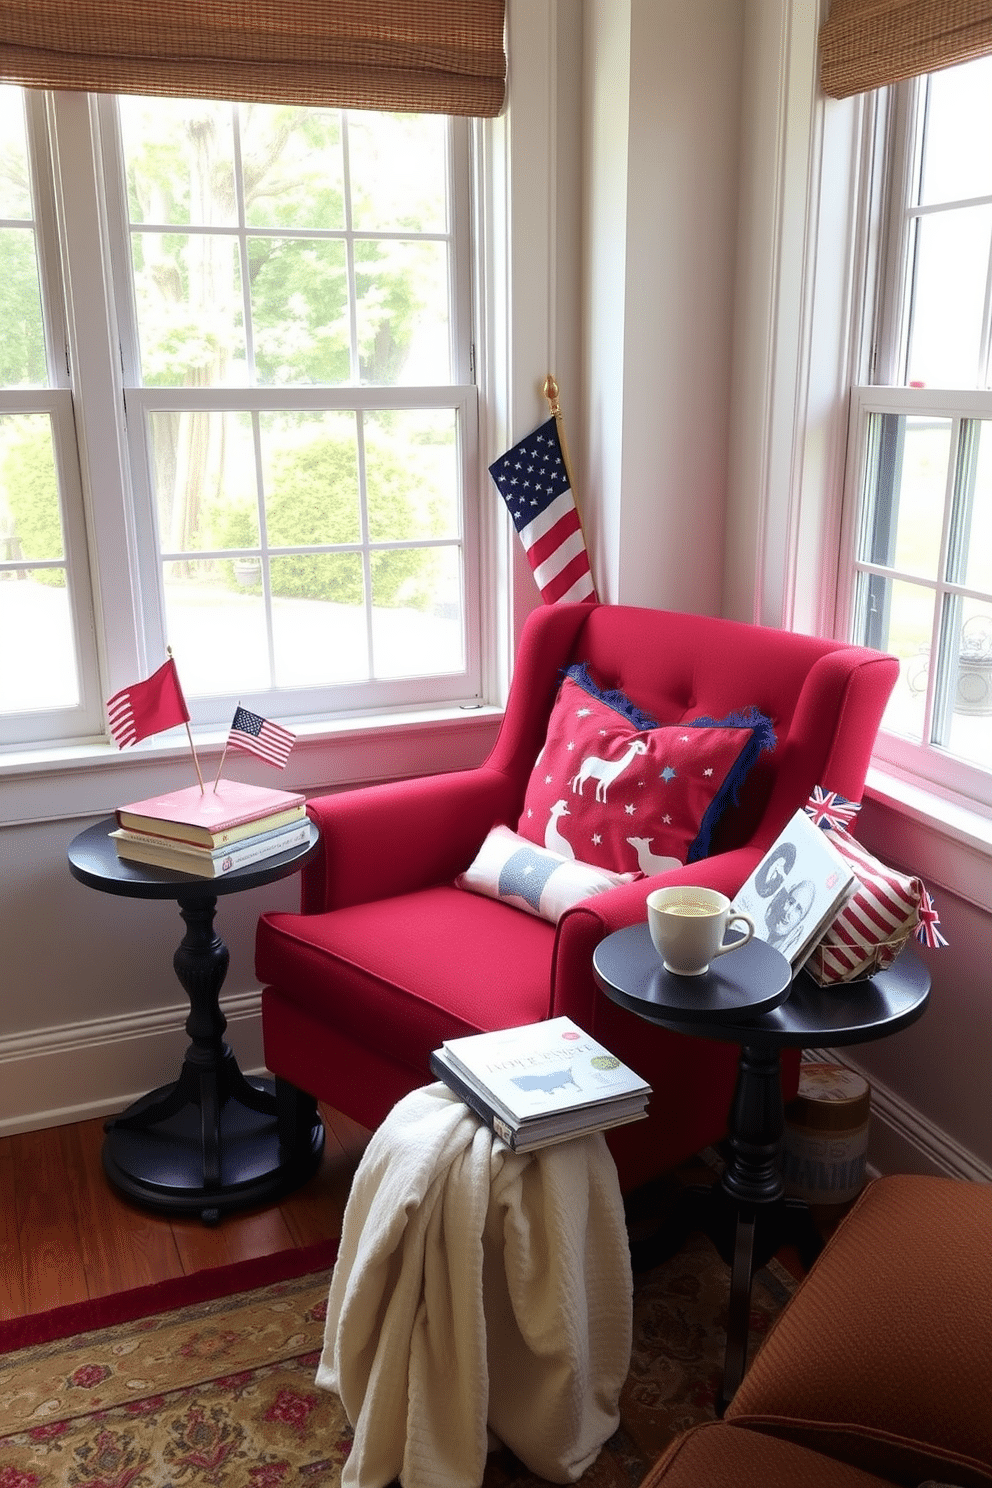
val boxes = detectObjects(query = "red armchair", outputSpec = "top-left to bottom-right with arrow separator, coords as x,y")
256,603 -> 898,1194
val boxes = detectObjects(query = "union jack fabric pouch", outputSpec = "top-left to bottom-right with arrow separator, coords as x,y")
802,787 -> 947,986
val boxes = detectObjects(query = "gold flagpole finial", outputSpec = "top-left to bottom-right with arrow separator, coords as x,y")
543,375 -> 561,418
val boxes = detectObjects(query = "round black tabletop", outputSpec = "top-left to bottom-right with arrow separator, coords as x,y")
593,923 -> 793,1023
67,816 -> 320,901
594,921 -> 931,1049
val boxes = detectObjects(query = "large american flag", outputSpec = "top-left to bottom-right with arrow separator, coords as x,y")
227,706 -> 295,769
488,417 -> 597,604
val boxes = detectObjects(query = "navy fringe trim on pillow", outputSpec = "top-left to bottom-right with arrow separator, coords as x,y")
562,662 -> 660,729
686,707 -> 777,862
560,666 -> 776,865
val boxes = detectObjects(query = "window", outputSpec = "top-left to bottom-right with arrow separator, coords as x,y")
842,55 -> 992,808
0,87 -> 480,749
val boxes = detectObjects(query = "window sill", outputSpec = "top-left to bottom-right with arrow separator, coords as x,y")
1,703 -> 505,829
862,764 -> 992,915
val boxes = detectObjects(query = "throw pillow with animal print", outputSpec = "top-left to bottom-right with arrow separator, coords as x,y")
516,663 -> 776,877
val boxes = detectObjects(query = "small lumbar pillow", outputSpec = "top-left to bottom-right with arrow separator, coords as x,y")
456,825 -> 637,924
801,787 -> 947,984
517,663 -> 777,878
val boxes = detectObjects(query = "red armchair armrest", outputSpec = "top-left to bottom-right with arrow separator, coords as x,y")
301,765 -> 521,913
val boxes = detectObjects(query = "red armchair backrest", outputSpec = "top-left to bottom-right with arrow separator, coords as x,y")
487,603 -> 898,858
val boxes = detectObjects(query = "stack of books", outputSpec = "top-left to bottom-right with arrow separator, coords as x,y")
429,1015 -> 651,1152
110,779 -> 309,878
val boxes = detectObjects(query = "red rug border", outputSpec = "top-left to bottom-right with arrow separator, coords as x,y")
0,1237 -> 339,1354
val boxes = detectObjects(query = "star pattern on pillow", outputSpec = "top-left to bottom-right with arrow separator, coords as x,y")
517,664 -> 777,877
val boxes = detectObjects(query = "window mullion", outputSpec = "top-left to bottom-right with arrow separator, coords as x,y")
979,233 -> 992,390
873,79 -> 922,386
340,114 -> 360,384
230,104 -> 257,386
449,118 -> 473,387
249,409 -> 277,688
924,417 -> 964,748
47,91 -> 147,694
22,90 -> 70,392
353,410 -> 375,670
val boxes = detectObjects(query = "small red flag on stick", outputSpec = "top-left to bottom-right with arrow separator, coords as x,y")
106,653 -> 205,791
106,657 -> 189,747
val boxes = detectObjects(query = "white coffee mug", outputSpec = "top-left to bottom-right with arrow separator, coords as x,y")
646,886 -> 755,976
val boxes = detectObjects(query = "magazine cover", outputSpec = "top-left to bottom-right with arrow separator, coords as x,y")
429,1047 -> 649,1150
732,807 -> 857,970
440,1016 -> 651,1124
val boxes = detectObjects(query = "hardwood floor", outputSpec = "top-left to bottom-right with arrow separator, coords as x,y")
0,1104 -> 370,1322
0,1110 -> 835,1325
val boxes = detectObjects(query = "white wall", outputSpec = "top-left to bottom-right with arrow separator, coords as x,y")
582,0 -> 742,612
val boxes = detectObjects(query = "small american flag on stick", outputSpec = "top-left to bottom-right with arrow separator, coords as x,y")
488,414 -> 597,605
227,705 -> 295,769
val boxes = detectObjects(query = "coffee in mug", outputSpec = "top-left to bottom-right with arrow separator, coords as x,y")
646,886 -> 755,976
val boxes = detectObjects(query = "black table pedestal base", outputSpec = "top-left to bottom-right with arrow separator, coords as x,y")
67,819 -> 325,1225
629,1180 -> 822,1280
102,892 -> 324,1224
629,1177 -> 823,1412
628,1041 -> 824,1414
103,1063 -> 324,1224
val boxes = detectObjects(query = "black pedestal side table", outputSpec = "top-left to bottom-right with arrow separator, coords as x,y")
593,924 -> 931,1410
67,816 -> 324,1224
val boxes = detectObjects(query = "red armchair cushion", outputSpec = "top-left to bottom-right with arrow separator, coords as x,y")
256,883 -> 557,1078
517,663 -> 776,875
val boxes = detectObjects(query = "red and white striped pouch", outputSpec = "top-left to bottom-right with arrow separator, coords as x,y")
806,826 -> 938,985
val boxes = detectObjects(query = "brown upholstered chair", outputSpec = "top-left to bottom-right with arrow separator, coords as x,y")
639,1172 -> 992,1487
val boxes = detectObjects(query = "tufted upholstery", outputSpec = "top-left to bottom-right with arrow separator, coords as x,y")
256,602 -> 898,1193
726,1173 -> 992,1486
642,1173 -> 992,1486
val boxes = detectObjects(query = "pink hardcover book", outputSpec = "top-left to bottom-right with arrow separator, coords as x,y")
116,778 -> 306,847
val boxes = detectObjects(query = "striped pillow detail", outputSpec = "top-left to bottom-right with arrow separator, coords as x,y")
806,828 -> 922,986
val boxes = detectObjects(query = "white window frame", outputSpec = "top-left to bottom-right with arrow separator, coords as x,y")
835,69 -> 992,813
3,86 -> 483,748
839,384 -> 992,807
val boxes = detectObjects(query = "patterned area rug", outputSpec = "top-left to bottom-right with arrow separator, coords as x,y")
0,1234 -> 794,1487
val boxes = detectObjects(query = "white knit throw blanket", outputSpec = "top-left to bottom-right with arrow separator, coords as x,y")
316,1083 -> 633,1488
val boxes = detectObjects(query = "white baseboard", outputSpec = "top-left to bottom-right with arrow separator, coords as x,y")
0,993 -> 266,1137
801,1048 -> 992,1185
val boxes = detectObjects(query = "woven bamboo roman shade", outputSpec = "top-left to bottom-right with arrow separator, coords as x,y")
820,0 -> 992,98
0,0 -> 506,116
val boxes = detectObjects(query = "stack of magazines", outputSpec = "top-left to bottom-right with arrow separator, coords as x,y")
731,806 -> 857,971
430,1016 -> 651,1152
110,779 -> 309,878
